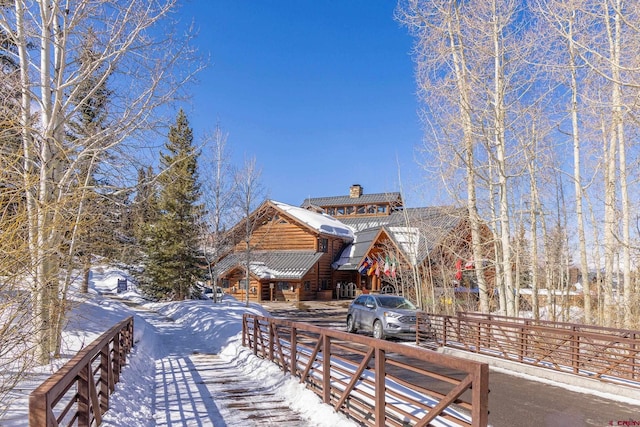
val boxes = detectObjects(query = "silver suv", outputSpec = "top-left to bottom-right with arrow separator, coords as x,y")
346,294 -> 418,340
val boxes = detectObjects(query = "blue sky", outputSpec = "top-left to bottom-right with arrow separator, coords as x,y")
180,1 -> 426,207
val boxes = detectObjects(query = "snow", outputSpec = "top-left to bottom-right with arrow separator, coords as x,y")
0,266 -> 357,427
272,200 -> 354,239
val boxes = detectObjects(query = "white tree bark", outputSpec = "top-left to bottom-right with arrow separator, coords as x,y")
5,0 -> 200,362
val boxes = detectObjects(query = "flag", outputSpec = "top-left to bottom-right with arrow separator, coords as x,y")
358,257 -> 370,274
391,259 -> 397,278
383,256 -> 390,276
375,259 -> 381,277
368,260 -> 377,276
455,259 -> 463,281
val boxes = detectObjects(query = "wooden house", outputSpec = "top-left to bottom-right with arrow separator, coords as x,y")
214,185 -> 493,304
214,200 -> 353,302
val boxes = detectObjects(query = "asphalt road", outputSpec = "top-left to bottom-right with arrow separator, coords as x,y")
261,300 -> 640,427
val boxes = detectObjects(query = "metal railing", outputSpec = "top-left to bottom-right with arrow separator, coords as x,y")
418,312 -> 640,388
242,313 -> 489,427
29,316 -> 134,426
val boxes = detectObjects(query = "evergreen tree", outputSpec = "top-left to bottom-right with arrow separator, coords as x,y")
143,110 -> 204,300
131,166 -> 158,263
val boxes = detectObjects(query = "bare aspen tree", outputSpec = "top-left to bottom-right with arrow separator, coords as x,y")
397,0 -> 493,313
572,0 -> 640,327
201,125 -> 238,301
1,0 -> 201,362
608,0 -> 634,329
397,175 -> 426,307
544,0 -> 594,324
235,157 -> 265,307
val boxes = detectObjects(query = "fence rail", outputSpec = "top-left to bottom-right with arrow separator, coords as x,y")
242,313 -> 489,427
29,316 -> 134,426
418,312 -> 640,388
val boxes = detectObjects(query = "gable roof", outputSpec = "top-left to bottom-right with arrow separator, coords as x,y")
301,192 -> 402,208
338,206 -> 462,232
214,250 -> 325,280
271,200 -> 354,240
332,207 -> 467,271
332,228 -> 383,271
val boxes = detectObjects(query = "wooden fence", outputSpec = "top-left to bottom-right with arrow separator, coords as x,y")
418,312 -> 640,388
242,313 -> 489,427
29,316 -> 134,426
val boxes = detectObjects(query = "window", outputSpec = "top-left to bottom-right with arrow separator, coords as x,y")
357,205 -> 365,214
327,207 -> 336,216
346,206 -> 354,215
367,205 -> 376,214
377,205 -> 387,214
321,279 -> 329,290
277,281 -> 290,291
319,238 -> 328,252
222,279 -> 230,289
337,207 -> 345,215
304,281 -> 311,291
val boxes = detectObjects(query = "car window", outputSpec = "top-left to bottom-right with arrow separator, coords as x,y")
353,296 -> 365,306
377,296 -> 416,310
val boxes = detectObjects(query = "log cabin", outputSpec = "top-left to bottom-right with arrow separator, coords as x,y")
214,184 -> 493,304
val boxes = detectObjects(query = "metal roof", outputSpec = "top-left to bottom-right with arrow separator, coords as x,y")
301,192 -> 402,208
213,251 -> 324,280
338,206 -> 462,231
332,228 -> 382,271
332,207 -> 466,271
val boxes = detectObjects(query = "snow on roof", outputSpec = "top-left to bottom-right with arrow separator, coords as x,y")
387,226 -> 422,265
272,200 -> 354,240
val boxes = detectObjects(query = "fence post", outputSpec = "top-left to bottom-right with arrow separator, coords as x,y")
635,333 -> 638,381
253,317 -> 258,356
290,326 -> 298,376
571,326 -> 579,374
242,315 -> 247,347
28,391 -> 49,427
100,343 -> 111,410
519,321 -> 529,363
471,362 -> 489,427
322,333 -> 331,404
374,347 -> 386,427
77,364 -> 91,427
443,316 -> 448,345
113,331 -> 121,384
269,323 -> 275,362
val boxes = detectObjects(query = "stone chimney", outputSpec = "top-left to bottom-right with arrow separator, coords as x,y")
349,184 -> 363,198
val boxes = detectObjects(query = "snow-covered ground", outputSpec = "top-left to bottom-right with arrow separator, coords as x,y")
0,266 -> 357,426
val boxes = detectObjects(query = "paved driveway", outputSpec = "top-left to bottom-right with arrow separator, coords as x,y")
261,301 -> 640,427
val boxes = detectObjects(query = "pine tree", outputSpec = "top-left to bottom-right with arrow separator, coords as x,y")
143,110 -> 204,300
131,166 -> 158,261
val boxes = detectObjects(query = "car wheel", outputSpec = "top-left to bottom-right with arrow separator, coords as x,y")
373,320 -> 385,340
346,316 -> 356,333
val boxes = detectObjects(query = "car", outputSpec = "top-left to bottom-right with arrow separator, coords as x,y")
346,294 -> 418,340
202,286 -> 224,301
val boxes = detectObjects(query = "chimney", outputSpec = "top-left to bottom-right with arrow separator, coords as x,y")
349,184 -> 363,198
